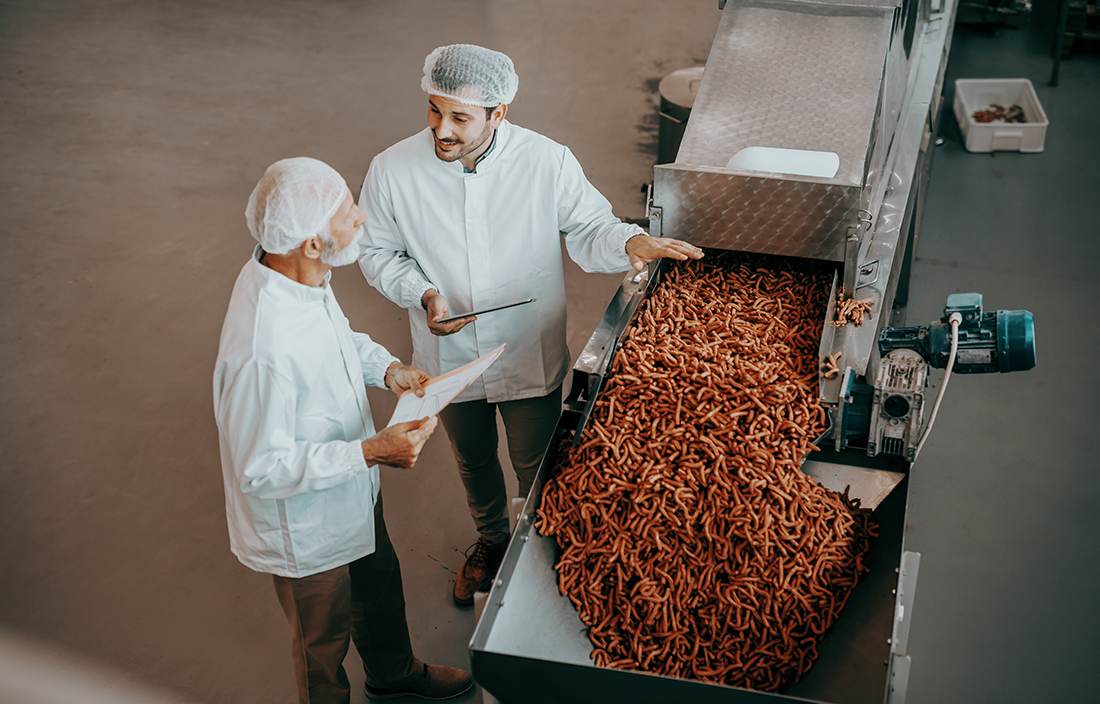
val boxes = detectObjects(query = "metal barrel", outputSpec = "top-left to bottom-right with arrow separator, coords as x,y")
656,66 -> 704,164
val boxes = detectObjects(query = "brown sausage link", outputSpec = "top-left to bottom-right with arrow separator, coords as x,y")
537,253 -> 877,692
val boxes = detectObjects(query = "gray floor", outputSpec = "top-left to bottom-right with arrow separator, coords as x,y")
0,2 -> 1096,703
903,18 -> 1100,704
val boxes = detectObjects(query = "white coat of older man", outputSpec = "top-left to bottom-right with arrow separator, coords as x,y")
213,157 -> 472,703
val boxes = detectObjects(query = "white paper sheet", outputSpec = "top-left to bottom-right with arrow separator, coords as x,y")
386,344 -> 506,427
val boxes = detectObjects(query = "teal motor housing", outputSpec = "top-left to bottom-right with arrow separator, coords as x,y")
880,293 -> 1036,373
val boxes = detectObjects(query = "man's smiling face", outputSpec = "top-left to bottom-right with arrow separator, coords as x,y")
427,95 -> 499,163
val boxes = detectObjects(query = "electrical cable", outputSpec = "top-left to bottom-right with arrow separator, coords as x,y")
914,312 -> 962,460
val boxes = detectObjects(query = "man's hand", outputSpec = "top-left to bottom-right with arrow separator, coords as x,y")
422,289 -> 476,336
385,362 -> 431,397
361,417 -> 438,469
625,234 -> 704,273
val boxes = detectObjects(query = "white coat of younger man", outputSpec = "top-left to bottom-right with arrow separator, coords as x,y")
358,45 -> 704,606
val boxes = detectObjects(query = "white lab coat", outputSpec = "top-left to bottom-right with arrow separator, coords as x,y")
359,120 -> 642,404
212,248 -> 398,578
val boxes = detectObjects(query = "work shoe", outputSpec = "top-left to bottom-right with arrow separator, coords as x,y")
452,537 -> 508,607
366,663 -> 474,700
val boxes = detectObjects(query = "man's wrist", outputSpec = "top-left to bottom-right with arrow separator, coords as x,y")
384,361 -> 399,387
420,288 -> 439,310
361,437 -> 378,466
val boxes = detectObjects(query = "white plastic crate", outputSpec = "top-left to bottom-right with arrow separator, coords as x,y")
953,78 -> 1049,153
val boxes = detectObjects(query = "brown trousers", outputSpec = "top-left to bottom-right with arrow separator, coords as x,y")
439,385 -> 563,544
272,496 -> 420,704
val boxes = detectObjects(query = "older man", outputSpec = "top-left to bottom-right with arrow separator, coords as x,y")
359,44 -> 704,606
213,157 -> 471,702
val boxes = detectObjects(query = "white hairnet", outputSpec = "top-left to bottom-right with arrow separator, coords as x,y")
421,44 -> 519,107
244,157 -> 349,254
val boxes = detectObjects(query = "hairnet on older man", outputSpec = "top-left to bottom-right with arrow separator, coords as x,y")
421,44 -> 519,108
244,156 -> 350,255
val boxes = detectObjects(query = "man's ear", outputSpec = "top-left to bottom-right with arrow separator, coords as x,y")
301,236 -> 324,260
492,104 -> 509,127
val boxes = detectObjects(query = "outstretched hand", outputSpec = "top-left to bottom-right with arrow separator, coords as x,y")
625,234 -> 704,272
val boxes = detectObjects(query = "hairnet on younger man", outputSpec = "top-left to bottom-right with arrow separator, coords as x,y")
421,44 -> 519,107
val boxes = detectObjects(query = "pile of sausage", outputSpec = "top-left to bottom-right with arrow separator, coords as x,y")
834,295 -> 874,327
821,351 -> 844,380
538,254 -> 877,692
973,103 -> 1026,124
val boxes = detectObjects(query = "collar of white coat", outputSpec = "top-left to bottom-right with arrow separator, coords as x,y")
248,245 -> 332,303
433,119 -> 513,177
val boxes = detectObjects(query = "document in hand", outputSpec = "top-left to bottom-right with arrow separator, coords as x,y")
386,344 -> 506,427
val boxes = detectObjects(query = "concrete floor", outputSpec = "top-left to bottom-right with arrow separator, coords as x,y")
0,1 -> 1096,703
902,16 -> 1100,703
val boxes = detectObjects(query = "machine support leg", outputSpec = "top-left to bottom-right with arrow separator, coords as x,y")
1050,0 -> 1070,86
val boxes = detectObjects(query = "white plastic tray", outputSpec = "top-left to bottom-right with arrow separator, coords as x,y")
953,78 -> 1049,153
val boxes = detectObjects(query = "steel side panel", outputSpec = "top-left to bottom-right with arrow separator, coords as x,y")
653,165 -> 858,261
677,0 -> 894,185
472,651 -> 823,704
821,5 -> 955,381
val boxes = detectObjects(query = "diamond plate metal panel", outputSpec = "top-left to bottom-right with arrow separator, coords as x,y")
653,164 -> 858,261
677,0 -> 895,187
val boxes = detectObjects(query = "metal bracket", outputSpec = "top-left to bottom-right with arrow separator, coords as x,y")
833,368 -> 855,452
571,375 -> 605,446
648,204 -> 663,238
857,259 -> 881,290
885,550 -> 921,704
842,226 -> 861,299
891,551 -> 921,656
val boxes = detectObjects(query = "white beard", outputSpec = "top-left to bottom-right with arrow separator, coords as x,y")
320,229 -> 362,267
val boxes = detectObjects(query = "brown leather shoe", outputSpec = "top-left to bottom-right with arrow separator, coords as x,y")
365,663 -> 474,700
452,538 -> 508,607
